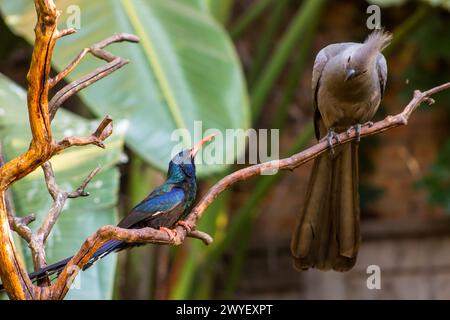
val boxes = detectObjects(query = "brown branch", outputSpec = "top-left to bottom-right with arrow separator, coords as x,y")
0,145 -> 36,242
0,194 -> 34,299
193,87 -> 450,238
53,116 -> 113,152
39,163 -> 101,244
6,194 -> 35,244
0,0 -> 135,299
49,32 -> 138,89
1,153 -> 101,276
48,48 -> 88,90
55,28 -> 76,40
24,162 -> 101,272
183,83 -> 450,228
48,225 -> 214,298
49,223 -> 204,299
48,33 -> 139,120
47,82 -> 450,299
0,0 -> 60,299
188,230 -> 214,245
2,161 -> 99,288
9,215 -> 35,243
67,166 -> 101,198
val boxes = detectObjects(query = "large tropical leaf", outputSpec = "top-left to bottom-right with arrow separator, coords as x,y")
0,0 -> 250,175
0,73 -> 125,299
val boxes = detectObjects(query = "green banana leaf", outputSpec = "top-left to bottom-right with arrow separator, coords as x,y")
0,0 -> 250,176
185,0 -> 234,23
0,73 -> 125,299
206,0 -> 234,24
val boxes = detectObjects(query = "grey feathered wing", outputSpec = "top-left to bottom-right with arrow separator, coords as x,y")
291,42 -> 363,271
311,43 -> 356,138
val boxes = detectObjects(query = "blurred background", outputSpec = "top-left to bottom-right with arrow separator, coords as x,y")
0,0 -> 449,299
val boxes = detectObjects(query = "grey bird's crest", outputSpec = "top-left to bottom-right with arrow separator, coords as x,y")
364,29 -> 393,52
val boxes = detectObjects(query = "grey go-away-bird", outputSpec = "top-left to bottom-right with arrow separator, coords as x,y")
291,30 -> 392,271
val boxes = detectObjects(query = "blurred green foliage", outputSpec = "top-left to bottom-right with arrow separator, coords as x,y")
403,16 -> 450,103
417,140 -> 450,212
405,11 -> 450,212
370,0 -> 450,214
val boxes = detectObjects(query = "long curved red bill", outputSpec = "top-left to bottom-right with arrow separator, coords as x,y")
190,134 -> 216,158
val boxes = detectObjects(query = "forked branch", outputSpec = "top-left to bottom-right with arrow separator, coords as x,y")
48,33 -> 139,120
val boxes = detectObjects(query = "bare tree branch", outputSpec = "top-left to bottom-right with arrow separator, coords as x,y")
2,158 -> 102,274
187,230 -> 214,245
0,145 -> 35,242
10,215 -> 35,243
184,84 -> 450,227
53,116 -> 113,152
55,28 -> 76,40
48,33 -> 139,120
0,0 -> 136,299
67,166 -> 101,198
38,162 -> 102,245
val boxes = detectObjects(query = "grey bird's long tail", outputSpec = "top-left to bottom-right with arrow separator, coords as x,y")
290,142 -> 360,271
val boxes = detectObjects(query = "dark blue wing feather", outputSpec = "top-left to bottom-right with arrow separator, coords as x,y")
118,186 -> 186,228
134,187 -> 185,212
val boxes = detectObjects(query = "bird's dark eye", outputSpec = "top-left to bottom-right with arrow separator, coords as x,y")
347,56 -> 351,63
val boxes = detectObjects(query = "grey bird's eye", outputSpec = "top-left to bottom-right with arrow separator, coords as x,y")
347,56 -> 351,63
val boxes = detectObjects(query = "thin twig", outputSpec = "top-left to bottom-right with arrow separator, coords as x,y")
67,166 -> 101,198
38,163 -> 100,269
26,162 -> 101,282
48,33 -> 139,120
55,28 -> 76,40
53,116 -> 113,152
38,163 -> 102,244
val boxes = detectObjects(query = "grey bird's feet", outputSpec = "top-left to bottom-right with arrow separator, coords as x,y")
346,121 -> 374,142
322,128 -> 341,155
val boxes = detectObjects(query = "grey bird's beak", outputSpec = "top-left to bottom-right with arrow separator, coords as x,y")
344,68 -> 356,81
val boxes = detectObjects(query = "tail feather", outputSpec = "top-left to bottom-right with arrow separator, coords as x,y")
27,256 -> 73,281
0,239 -> 125,291
291,142 -> 360,271
83,239 -> 124,270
